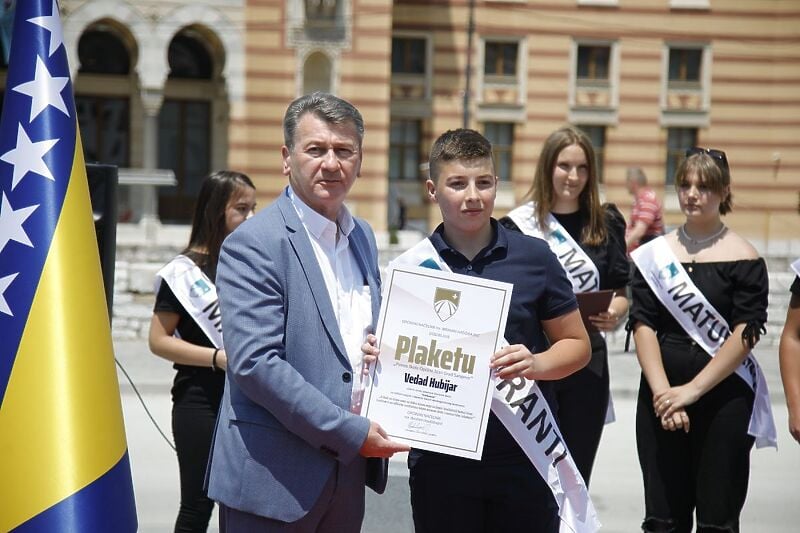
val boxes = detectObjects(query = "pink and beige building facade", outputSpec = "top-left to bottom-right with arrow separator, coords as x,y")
42,0 -> 800,250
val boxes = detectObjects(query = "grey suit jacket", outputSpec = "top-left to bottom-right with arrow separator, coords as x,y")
206,188 -> 387,521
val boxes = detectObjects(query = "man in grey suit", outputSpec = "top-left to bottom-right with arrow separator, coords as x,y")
207,92 -> 409,531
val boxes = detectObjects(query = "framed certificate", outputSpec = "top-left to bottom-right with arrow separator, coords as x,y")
362,265 -> 512,460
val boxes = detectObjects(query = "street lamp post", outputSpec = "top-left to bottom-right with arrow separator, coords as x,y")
462,0 -> 475,129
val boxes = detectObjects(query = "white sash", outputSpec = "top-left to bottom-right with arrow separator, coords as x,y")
630,237 -> 777,449
506,202 -> 599,293
507,203 -> 615,424
389,239 -> 600,533
155,255 -> 223,349
791,257 -> 800,278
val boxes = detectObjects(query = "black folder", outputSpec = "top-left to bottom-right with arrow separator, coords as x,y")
575,289 -> 615,333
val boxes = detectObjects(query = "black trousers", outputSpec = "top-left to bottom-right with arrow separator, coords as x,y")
172,402 -> 218,532
409,457 -> 559,533
548,340 -> 609,486
636,370 -> 754,533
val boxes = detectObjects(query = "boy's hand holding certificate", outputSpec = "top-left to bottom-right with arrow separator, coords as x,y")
362,266 -> 512,460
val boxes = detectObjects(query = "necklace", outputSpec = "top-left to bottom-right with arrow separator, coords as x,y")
680,223 -> 726,245
681,223 -> 726,273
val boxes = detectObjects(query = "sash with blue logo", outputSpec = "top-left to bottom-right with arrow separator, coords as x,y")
792,257 -> 800,278
507,202 -> 615,423
631,237 -> 777,448
155,255 -> 223,349
506,202 -> 599,293
387,239 -> 601,533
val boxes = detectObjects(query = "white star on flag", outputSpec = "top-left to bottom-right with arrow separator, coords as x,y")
27,0 -> 65,57
0,272 -> 19,316
0,124 -> 59,190
0,192 -> 39,254
12,55 -> 69,122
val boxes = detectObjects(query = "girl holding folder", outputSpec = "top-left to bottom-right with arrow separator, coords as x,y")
501,126 -> 630,486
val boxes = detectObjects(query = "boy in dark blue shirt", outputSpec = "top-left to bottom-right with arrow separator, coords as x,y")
365,129 -> 591,532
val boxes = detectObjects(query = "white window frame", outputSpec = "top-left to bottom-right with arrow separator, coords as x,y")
476,35 -> 527,120
479,36 -> 526,86
577,0 -> 618,6
669,0 -> 710,10
391,31 -> 433,100
568,38 -> 619,125
660,42 -> 712,125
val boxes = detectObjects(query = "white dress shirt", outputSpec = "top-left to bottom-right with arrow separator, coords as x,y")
288,187 -> 373,413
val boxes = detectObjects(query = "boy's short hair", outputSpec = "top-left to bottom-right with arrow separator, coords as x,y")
428,129 -> 494,180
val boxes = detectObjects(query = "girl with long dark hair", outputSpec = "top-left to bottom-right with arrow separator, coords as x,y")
148,170 -> 256,532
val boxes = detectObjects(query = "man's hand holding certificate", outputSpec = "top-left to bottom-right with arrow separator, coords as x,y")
362,265 -> 512,460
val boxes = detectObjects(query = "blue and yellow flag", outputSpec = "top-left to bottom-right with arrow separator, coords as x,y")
0,1 -> 137,530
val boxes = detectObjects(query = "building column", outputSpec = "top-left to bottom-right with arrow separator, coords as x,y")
138,88 -> 163,239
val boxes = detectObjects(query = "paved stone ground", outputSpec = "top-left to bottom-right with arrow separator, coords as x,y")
116,333 -> 800,532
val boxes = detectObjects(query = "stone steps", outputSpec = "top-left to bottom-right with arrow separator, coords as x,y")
112,225 -> 184,340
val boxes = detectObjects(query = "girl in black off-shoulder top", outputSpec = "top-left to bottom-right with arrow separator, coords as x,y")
629,149 -> 768,533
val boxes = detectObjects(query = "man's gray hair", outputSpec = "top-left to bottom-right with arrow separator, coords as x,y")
283,92 -> 365,149
626,166 -> 647,185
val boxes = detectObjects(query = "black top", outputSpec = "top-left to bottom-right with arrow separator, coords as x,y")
500,204 -> 630,292
410,220 -> 577,467
792,276 -> 800,296
500,205 -> 630,375
153,251 -> 224,405
629,259 -> 768,348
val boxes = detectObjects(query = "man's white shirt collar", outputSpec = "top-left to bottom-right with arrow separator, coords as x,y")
288,186 -> 355,241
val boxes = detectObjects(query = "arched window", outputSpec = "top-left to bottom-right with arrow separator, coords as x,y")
75,23 -> 134,219
168,31 -> 213,79
158,28 -> 219,222
303,52 -> 332,94
78,26 -> 131,75
157,99 -> 211,221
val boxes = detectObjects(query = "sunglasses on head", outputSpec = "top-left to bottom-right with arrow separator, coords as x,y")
685,146 -> 729,171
